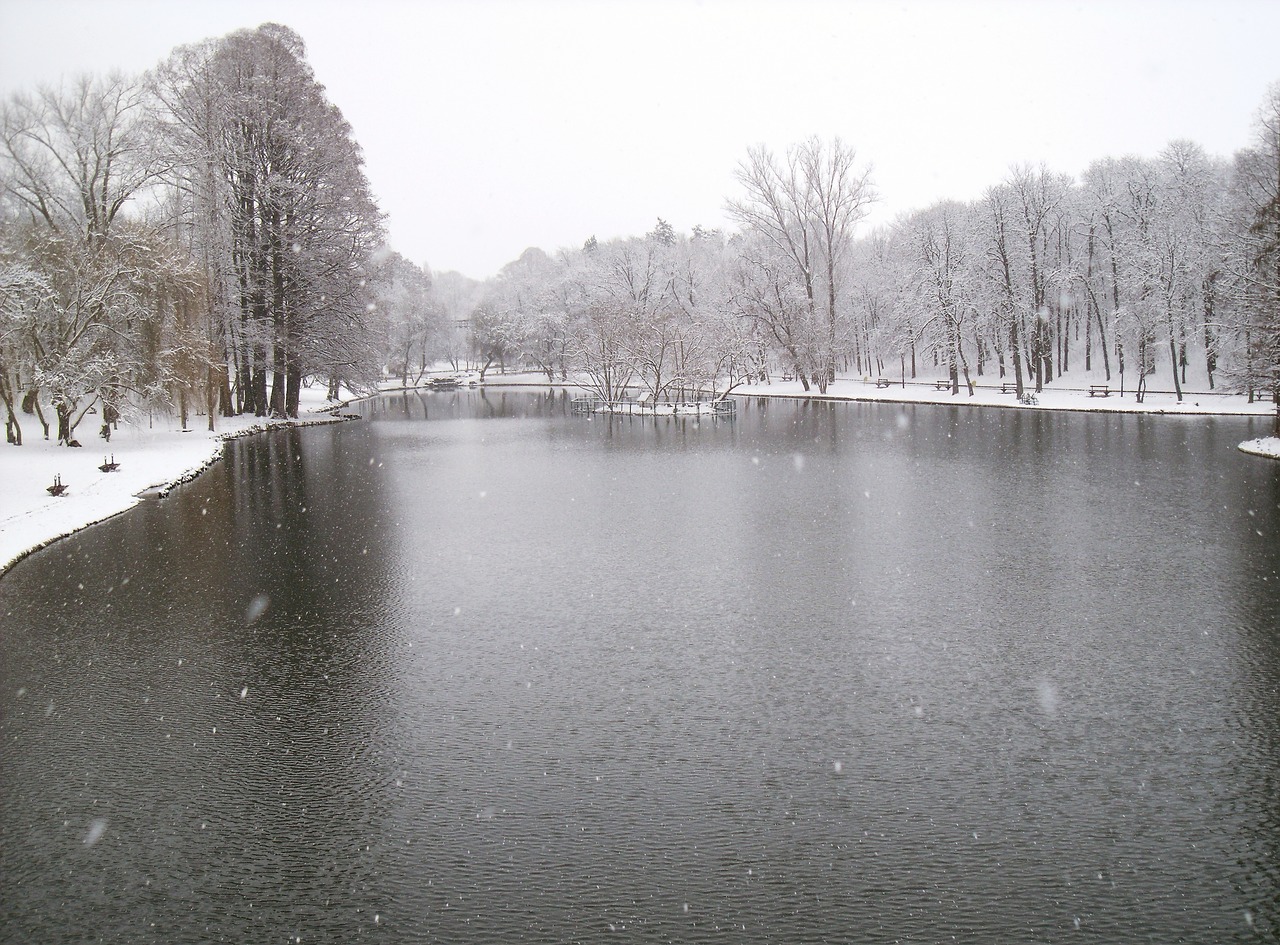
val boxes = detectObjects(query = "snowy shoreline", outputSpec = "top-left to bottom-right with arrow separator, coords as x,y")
0,393 -> 357,577
3,377 -> 1277,577
488,370 -> 1280,425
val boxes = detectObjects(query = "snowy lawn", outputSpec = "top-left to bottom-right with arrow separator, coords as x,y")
1,388 -> 354,574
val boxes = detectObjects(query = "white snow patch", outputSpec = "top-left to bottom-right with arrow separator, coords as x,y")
1239,436 -> 1280,460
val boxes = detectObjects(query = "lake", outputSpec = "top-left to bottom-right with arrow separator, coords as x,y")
2,389 -> 1277,943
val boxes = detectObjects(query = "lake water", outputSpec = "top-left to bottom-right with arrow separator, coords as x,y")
2,389 -> 1277,944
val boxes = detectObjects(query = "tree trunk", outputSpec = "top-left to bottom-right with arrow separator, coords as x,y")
956,323 -> 975,396
1042,315 -> 1054,384
1085,297 -> 1093,372
269,214 -> 288,418
1135,335 -> 1147,403
269,340 -> 287,417
1,376 -> 20,446
1093,297 -> 1111,381
31,395 -> 50,440
285,365 -> 302,419
1033,320 -> 1044,393
207,362 -> 220,432
1109,242 -> 1123,393
1168,336 -> 1183,402
1009,316 -> 1025,398
1203,281 -> 1217,390
4,412 -> 19,446
252,345 -> 269,417
947,311 -> 961,394
56,400 -> 71,445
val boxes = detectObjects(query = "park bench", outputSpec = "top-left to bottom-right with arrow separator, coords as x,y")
934,379 -> 951,391
1089,384 -> 1110,397
1000,382 -> 1017,394
876,377 -> 892,388
781,372 -> 795,382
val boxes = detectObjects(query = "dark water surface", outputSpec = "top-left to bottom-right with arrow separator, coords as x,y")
2,390 -> 1278,944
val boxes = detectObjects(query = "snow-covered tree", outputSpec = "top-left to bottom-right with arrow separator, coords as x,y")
0,71 -> 181,443
727,137 -> 874,391
1224,83 -> 1280,430
370,250 -> 437,388
153,24 -> 384,418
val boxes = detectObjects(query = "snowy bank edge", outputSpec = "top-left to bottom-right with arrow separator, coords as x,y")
462,372 -> 1276,418
0,411 -> 356,579
1238,437 -> 1280,460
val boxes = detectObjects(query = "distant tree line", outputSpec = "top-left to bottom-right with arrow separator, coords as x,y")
466,138 -> 877,404
4,34 -> 1278,447
466,89 -> 1280,435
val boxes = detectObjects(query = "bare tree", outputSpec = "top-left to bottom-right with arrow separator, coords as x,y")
727,137 -> 874,390
898,202 -> 978,395
1226,82 -> 1280,432
0,72 -> 175,443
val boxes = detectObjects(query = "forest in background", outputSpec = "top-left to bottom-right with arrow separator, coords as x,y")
463,100 -> 1280,429
3,24 -> 1278,448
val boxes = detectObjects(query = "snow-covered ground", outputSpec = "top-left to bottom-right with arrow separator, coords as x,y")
3,375 -> 1276,576
726,374 -> 1275,417
497,369 -> 1279,443
0,389 -> 354,575
725,375 -> 1278,459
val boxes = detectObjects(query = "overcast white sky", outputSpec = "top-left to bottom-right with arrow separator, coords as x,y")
1,0 -> 1278,280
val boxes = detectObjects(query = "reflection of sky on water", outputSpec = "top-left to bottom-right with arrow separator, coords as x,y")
0,390 -> 1276,943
